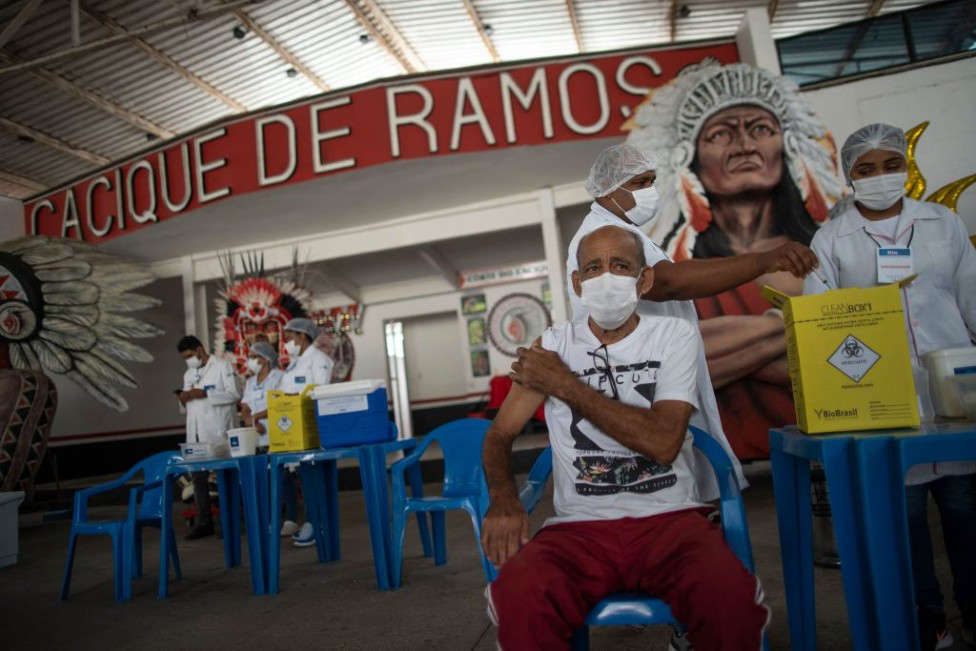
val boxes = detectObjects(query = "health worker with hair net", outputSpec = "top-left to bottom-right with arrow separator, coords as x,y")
564,143 -> 822,497
239,340 -> 284,450
804,122 -> 976,650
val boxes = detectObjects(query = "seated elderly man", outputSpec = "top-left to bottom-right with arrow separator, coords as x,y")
482,224 -> 769,650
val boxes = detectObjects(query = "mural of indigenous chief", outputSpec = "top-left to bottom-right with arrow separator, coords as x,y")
627,60 -> 844,458
0,236 -> 162,499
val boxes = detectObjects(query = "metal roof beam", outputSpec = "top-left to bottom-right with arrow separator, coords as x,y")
767,0 -> 780,21
343,0 -> 424,74
832,1 -> 888,76
669,0 -> 679,43
321,263 -> 362,303
233,9 -> 330,92
0,116 -> 108,165
565,0 -> 583,53
0,0 -> 44,50
417,246 -> 459,288
0,50 -> 174,138
82,4 -> 249,112
461,0 -> 500,63
0,168 -> 46,193
0,0 -> 262,75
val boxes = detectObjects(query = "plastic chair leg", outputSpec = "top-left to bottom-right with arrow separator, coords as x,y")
167,525 -> 182,580
570,625 -> 590,651
407,463 -> 432,558
390,506 -> 409,589
111,529 -> 128,602
60,530 -> 79,600
462,503 -> 495,583
431,511 -> 447,566
132,526 -> 144,578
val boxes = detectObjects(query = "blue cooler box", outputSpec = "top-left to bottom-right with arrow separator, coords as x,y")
310,380 -> 393,448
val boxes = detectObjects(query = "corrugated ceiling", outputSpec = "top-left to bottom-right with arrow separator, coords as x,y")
0,0 -> 942,199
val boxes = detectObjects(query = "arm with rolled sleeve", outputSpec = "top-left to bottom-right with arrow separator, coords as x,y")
206,361 -> 243,406
950,216 -> 976,340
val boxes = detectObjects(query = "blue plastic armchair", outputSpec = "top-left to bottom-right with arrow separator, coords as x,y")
60,451 -> 181,602
570,426 -> 766,650
390,419 -> 493,587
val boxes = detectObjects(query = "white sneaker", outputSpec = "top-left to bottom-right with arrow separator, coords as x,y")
293,522 -> 316,547
280,520 -> 299,537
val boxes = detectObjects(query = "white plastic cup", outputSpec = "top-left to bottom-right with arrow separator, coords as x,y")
227,427 -> 259,457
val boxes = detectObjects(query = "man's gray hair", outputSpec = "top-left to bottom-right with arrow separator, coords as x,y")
576,226 -> 646,269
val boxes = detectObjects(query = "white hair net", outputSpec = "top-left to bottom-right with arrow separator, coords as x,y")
284,318 -> 319,341
248,340 -> 277,365
584,143 -> 658,198
840,123 -> 906,182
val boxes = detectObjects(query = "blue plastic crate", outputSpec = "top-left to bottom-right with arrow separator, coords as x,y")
311,381 -> 393,448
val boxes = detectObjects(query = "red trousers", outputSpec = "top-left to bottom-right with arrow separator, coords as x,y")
487,509 -> 769,650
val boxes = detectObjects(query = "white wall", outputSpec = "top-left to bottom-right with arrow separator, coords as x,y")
803,57 -> 976,233
401,311 -> 467,402
337,276 -> 551,402
0,197 -> 24,241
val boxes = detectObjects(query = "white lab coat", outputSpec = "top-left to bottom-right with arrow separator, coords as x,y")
566,202 -> 748,499
241,368 -> 285,447
280,345 -> 334,394
182,355 -> 242,445
805,197 -> 976,484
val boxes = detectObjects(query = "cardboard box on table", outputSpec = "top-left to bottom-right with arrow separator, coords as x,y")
268,385 -> 320,452
763,280 -> 919,434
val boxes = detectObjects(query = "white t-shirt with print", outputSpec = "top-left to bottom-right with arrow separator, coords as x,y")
541,315 -> 705,526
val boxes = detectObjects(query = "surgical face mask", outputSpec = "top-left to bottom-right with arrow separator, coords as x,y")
185,355 -> 201,370
246,358 -> 262,374
852,172 -> 907,211
622,186 -> 659,226
284,340 -> 302,357
579,272 -> 640,330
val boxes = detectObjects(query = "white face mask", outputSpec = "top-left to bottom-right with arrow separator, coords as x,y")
185,356 -> 201,370
623,185 -> 659,226
579,272 -> 640,330
246,358 -> 262,374
852,172 -> 907,211
284,340 -> 302,358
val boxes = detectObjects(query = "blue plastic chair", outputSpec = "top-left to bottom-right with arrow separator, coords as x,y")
570,426 -> 766,650
60,451 -> 181,602
390,418 -> 494,587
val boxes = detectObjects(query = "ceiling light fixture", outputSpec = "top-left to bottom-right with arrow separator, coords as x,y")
286,67 -> 298,78
483,23 -> 494,36
232,24 -> 247,39
679,5 -> 691,18
359,33 -> 370,45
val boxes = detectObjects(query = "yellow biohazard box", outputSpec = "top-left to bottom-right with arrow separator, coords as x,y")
762,281 -> 919,434
267,385 -> 320,452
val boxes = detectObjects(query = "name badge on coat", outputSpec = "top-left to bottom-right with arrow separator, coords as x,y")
295,376 -> 306,384
877,248 -> 913,283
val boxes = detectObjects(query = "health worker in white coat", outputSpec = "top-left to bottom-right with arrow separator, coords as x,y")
280,318 -> 335,546
803,123 -> 976,649
567,144 -> 821,498
240,340 -> 284,449
177,335 -> 242,540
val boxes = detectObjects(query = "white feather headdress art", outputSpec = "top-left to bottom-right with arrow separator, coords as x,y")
626,60 -> 844,260
0,236 -> 163,411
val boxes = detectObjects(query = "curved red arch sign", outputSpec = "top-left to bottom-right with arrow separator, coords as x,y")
24,42 -> 738,244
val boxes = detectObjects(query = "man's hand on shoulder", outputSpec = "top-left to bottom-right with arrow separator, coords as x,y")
759,241 -> 819,278
510,340 -> 574,399
481,496 -> 529,567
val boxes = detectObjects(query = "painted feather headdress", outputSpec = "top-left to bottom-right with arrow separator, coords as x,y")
625,60 -> 844,260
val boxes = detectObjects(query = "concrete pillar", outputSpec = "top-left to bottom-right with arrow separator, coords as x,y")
0,197 -> 25,241
736,7 -> 782,75
539,188 -> 568,324
181,255 -> 196,338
